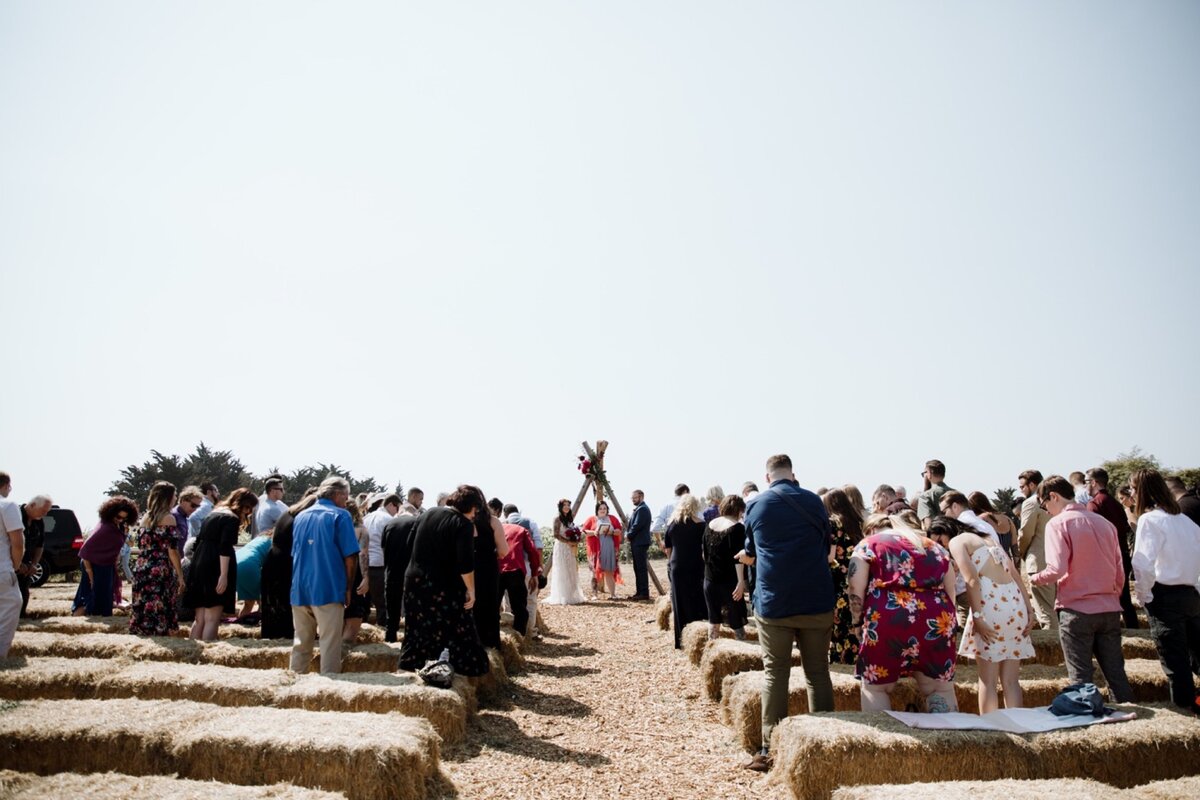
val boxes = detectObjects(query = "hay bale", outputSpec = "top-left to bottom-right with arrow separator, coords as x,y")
655,594 -> 672,631
720,660 -> 1170,753
18,615 -> 133,635
769,704 -> 1200,800
700,638 -> 802,701
497,629 -> 525,673
682,621 -> 761,666
0,656 -> 471,744
469,648 -> 510,701
0,769 -> 345,799
830,779 -> 1118,800
9,631 -> 400,673
1025,629 -> 1158,666
1129,776 -> 1200,798
0,698 -> 442,800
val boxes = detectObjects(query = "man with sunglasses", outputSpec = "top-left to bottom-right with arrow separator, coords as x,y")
172,486 -> 205,553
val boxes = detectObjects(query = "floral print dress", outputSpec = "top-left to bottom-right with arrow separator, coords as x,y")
958,543 -> 1035,662
828,517 -> 861,664
853,532 -> 957,685
129,525 -> 179,637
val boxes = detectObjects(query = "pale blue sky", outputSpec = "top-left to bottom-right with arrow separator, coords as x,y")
3,2 -> 1198,527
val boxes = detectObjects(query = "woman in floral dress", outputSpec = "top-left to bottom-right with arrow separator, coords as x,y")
846,515 -> 959,712
129,481 -> 185,637
823,488 -> 862,664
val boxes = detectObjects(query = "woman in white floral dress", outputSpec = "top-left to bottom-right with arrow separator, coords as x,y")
949,520 -> 1036,713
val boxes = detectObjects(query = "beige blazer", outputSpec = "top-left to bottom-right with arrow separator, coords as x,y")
1018,494 -> 1051,573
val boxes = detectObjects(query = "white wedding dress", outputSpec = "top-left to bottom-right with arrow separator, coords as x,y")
544,539 -> 586,605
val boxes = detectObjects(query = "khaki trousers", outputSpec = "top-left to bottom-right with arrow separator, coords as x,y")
291,603 -> 345,674
757,610 -> 834,751
1028,579 -> 1059,631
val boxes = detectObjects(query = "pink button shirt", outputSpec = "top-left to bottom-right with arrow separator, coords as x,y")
1031,503 -> 1124,614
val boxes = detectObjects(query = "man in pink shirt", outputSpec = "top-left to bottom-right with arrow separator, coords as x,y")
1031,475 -> 1133,701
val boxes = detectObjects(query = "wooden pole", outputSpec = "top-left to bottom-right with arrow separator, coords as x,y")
581,440 -> 665,596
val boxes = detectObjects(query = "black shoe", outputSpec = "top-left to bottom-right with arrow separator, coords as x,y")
743,751 -> 772,772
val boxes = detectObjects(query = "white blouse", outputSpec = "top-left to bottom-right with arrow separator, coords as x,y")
1131,508 -> 1200,604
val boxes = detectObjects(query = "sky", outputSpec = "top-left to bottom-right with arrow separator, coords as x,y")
2,1 -> 1198,530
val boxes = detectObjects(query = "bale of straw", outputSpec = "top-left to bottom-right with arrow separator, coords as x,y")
700,638 -> 803,700
18,615 -> 133,635
0,769 -> 346,800
469,648 -> 510,701
0,698 -> 442,800
1025,629 -> 1158,666
681,621 -> 760,666
0,656 -> 471,744
497,629 -> 525,673
769,704 -> 1200,800
830,778 -> 1118,800
9,631 -> 400,673
1129,776 -> 1200,798
655,595 -> 672,631
720,660 -> 1169,753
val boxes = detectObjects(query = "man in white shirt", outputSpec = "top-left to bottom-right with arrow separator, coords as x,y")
651,483 -> 690,542
939,491 -> 1000,546
400,487 -> 425,517
0,471 -> 25,657
188,483 -> 220,540
363,493 -> 400,629
504,503 -> 545,639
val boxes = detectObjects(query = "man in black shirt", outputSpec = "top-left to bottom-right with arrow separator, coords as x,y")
18,495 -> 52,616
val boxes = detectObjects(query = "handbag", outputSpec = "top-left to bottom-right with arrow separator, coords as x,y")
1048,682 -> 1107,717
416,648 -> 455,689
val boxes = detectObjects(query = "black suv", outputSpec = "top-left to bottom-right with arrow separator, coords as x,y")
29,507 -> 84,587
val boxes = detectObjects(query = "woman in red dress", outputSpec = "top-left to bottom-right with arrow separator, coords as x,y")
581,501 -> 623,600
846,515 -> 959,712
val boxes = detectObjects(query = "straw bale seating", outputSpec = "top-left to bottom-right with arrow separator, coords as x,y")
655,594 -> 671,630
719,659 -> 1169,753
831,776 -> 1200,799
23,597 -> 126,618
0,656 -> 473,743
768,704 -> 1200,800
18,615 -> 387,643
8,631 -> 402,672
0,697 -> 443,800
0,769 -> 346,799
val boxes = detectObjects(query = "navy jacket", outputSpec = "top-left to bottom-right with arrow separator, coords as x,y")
626,502 -> 652,546
744,479 -> 834,618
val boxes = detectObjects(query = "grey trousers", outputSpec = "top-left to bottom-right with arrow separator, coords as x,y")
757,611 -> 833,751
1058,608 -> 1133,702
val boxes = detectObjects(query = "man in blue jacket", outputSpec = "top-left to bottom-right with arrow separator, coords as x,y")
738,454 -> 834,771
626,490 -> 652,601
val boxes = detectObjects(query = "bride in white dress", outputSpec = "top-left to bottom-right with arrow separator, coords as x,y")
545,499 -> 586,605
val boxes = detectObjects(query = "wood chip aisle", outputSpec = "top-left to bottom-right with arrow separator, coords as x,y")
436,560 -> 769,799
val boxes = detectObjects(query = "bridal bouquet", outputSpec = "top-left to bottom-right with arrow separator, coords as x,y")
562,525 -> 583,543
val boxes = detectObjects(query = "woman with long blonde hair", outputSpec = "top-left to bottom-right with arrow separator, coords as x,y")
665,494 -> 707,648
847,514 -> 959,712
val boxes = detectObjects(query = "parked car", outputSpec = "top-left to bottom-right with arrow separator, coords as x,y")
28,506 -> 84,587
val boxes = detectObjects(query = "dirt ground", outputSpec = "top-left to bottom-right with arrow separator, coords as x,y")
436,558 -> 770,800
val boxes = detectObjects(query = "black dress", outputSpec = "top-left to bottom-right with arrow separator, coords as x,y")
398,507 -> 489,677
260,511 -> 295,640
472,514 -> 501,649
701,520 -> 748,630
182,510 -> 239,614
665,518 -> 708,649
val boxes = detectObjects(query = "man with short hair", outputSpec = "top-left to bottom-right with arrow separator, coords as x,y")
1166,476 -> 1200,527
498,515 -> 542,638
651,483 -> 690,539
290,476 -> 360,674
916,460 -> 953,530
1017,469 -> 1057,630
895,485 -> 908,502
737,454 -> 834,772
400,487 -> 425,517
741,482 -> 760,500
188,482 -> 220,539
1031,475 -> 1133,701
1086,467 -> 1139,628
17,495 -> 52,617
872,484 -> 910,516
1069,471 -> 1091,505
381,510 -> 419,643
626,490 -> 652,601
364,493 -> 401,630
504,503 -> 545,638
0,471 -> 25,657
255,476 -> 288,534
172,486 -> 204,553
939,491 -> 1000,545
